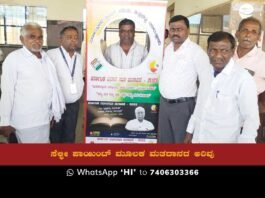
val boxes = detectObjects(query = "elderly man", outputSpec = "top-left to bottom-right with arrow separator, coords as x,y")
0,22 -> 65,143
125,106 -> 154,131
234,17 -> 265,142
184,31 -> 259,143
234,17 -> 265,95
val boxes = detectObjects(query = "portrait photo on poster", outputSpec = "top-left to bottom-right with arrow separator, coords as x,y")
102,18 -> 150,69
86,103 -> 158,134
125,106 -> 155,131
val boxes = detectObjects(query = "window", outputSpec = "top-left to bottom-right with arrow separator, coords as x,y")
201,15 -> 223,33
0,5 -> 47,46
188,14 -> 229,51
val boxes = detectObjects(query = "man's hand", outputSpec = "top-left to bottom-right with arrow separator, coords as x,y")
0,126 -> 16,137
184,132 -> 193,144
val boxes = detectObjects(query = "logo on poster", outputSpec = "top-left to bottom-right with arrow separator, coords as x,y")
149,60 -> 159,73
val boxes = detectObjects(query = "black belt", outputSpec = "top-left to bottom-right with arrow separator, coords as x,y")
162,96 -> 195,104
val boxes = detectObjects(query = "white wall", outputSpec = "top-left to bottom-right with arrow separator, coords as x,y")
0,0 -> 231,21
0,0 -> 86,21
167,0 -> 231,16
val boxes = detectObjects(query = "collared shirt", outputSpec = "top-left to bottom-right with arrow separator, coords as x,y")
159,38 -> 210,99
187,59 -> 259,143
125,119 -> 154,131
234,46 -> 265,95
104,41 -> 148,69
0,47 -> 54,129
47,47 -> 84,103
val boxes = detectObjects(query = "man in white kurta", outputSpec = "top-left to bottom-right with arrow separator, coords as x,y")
0,23 -> 65,143
185,31 -> 259,143
234,17 -> 265,95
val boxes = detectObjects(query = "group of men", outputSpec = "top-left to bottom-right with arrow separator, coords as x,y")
0,23 -> 83,143
0,14 -> 264,143
158,16 -> 265,143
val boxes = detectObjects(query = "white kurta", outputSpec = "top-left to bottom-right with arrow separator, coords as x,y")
187,59 -> 259,143
0,46 -> 64,130
125,119 -> 154,131
104,41 -> 147,69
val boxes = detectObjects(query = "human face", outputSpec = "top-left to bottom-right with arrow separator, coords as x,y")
20,27 -> 43,53
169,20 -> 189,47
61,29 -> 79,53
136,110 -> 145,122
236,21 -> 261,50
119,24 -> 135,45
207,39 -> 234,71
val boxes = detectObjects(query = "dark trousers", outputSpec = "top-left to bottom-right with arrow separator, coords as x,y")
257,93 -> 265,143
158,97 -> 195,143
50,100 -> 80,143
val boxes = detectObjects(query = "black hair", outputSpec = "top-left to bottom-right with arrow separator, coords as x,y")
60,26 -> 79,37
207,31 -> 236,49
169,15 -> 189,28
119,18 -> 135,29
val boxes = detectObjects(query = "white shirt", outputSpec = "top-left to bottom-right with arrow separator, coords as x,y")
125,119 -> 154,131
187,59 -> 259,143
0,47 -> 57,129
104,41 -> 148,69
47,47 -> 84,104
159,38 -> 209,99
234,46 -> 265,95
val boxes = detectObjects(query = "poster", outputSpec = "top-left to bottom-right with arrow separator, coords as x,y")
85,0 -> 167,143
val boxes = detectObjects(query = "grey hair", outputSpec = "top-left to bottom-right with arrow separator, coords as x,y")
135,106 -> 145,114
20,22 -> 42,37
238,17 -> 262,35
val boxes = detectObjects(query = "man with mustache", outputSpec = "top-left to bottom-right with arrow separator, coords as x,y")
234,17 -> 265,94
47,26 -> 84,143
104,18 -> 148,69
234,17 -> 265,142
0,22 -> 65,143
158,15 -> 209,143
